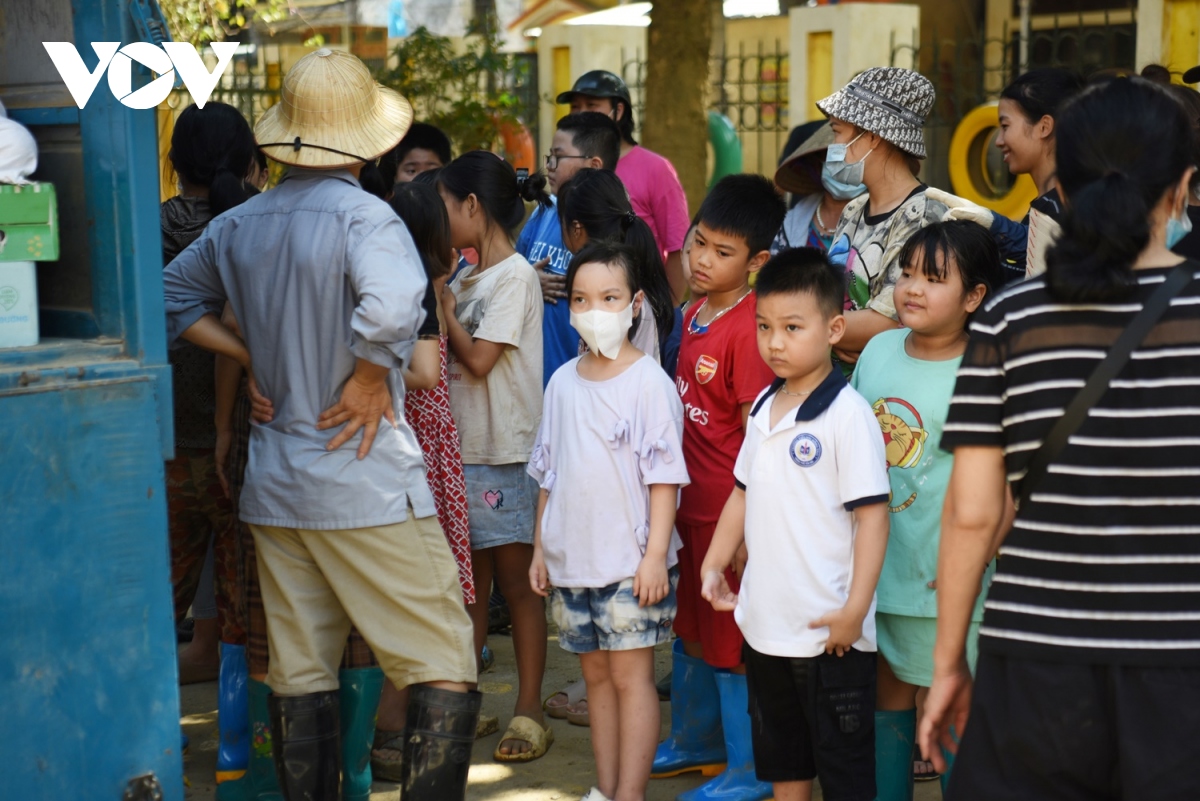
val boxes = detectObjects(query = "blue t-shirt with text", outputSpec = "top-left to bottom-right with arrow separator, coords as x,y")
516,199 -> 577,386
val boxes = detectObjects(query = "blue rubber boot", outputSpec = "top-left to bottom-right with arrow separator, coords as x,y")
652,640 -> 727,779
216,643 -> 250,786
217,679 -> 282,801
340,667 -> 386,801
677,671 -> 773,801
875,709 -> 915,801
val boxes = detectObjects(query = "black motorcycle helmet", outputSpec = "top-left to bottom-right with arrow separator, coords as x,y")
556,70 -> 637,145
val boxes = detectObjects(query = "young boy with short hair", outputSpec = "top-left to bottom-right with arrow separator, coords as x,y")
653,174 -> 784,800
516,111 -> 622,384
382,122 -> 452,184
701,248 -> 890,801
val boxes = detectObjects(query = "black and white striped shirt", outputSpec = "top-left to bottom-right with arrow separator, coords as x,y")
942,264 -> 1200,665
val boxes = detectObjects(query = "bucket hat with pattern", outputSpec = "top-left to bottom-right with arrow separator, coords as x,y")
817,67 -> 934,159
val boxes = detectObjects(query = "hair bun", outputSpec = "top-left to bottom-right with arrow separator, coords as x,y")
516,169 -> 551,206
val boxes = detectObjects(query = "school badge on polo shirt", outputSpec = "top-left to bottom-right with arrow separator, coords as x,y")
790,433 -> 822,467
695,354 -> 718,384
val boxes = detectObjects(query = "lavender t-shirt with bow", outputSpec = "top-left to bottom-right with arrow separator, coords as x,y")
528,354 -> 690,589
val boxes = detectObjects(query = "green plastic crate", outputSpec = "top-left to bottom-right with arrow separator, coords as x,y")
0,182 -> 59,262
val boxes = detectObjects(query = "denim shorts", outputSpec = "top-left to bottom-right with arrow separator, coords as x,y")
550,567 -> 679,654
462,462 -> 538,550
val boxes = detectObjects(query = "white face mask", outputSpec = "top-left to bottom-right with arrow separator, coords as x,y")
571,300 -> 635,360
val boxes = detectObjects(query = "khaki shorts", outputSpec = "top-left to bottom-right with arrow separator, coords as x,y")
251,514 -> 476,695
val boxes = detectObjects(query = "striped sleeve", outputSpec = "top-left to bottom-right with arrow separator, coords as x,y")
941,305 -> 1006,449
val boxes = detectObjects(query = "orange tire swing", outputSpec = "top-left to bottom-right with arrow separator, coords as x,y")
497,119 -> 536,173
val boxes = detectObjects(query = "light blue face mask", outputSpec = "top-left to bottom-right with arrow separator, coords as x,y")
821,132 -> 871,201
1167,204 -> 1194,250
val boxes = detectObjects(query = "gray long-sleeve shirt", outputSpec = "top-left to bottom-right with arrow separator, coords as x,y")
162,168 -> 436,530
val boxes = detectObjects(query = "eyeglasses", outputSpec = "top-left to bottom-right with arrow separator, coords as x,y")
545,153 -> 590,170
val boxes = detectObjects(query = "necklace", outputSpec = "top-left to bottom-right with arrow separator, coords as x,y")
814,204 -> 833,234
778,386 -> 814,397
689,289 -> 752,334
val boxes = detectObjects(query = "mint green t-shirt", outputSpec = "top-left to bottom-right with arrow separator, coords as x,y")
851,329 -> 992,619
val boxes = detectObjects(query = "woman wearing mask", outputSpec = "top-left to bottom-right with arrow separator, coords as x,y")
771,120 -> 864,254
819,67 -> 947,365
921,76 -> 1200,800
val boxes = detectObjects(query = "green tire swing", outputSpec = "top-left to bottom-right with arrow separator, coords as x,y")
708,111 -> 743,189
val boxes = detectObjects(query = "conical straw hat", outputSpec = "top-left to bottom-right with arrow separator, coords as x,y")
255,48 -> 413,169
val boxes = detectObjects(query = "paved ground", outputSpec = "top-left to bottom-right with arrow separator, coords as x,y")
181,629 -> 942,800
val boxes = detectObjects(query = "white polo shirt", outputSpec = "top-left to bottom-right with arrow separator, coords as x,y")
733,370 -> 890,658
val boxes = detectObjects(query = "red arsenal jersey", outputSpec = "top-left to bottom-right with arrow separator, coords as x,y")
676,292 -> 775,525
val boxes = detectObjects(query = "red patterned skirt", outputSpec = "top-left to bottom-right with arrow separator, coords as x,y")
405,336 -> 475,605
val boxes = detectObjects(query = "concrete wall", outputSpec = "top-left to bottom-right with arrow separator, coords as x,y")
535,22 -> 647,158
788,4 -> 921,125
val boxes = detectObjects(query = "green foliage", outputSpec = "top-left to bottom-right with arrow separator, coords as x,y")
375,18 -> 531,154
161,0 -> 290,46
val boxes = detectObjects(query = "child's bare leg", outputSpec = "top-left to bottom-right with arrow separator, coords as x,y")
877,656 -> 918,711
609,647 -> 658,801
581,650 -> 619,798
878,655 -> 932,779
376,682 -> 408,730
681,640 -> 703,659
772,780 -> 813,801
466,548 -> 494,671
493,542 -> 547,756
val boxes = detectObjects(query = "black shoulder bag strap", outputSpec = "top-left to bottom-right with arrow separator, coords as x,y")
1018,262 -> 1195,510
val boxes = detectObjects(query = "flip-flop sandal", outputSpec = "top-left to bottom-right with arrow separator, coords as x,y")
914,758 -> 941,782
477,714 -> 500,739
370,728 -> 405,783
493,715 -> 554,762
565,698 -> 589,728
543,679 -> 587,720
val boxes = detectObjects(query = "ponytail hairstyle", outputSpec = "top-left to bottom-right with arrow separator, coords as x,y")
1047,77 -> 1195,302
897,220 -> 1006,320
168,102 -> 257,217
436,150 -> 551,237
389,182 -> 453,279
555,168 -> 674,345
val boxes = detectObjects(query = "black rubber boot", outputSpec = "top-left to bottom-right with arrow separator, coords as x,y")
401,686 -> 482,801
267,691 -> 342,801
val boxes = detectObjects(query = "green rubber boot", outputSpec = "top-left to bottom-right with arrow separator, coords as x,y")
216,679 -> 283,801
874,708 -> 916,801
340,667 -> 386,801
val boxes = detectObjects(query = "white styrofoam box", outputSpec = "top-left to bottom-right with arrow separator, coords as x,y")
0,261 -> 38,348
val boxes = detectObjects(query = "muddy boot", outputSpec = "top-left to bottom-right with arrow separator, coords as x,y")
401,685 -> 482,801
268,691 -> 342,801
339,668 -> 385,801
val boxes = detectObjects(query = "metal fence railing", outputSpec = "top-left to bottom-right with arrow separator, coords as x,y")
893,11 -> 1136,192
622,40 -> 791,179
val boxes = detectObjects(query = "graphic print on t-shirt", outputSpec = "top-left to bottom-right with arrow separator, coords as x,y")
695,354 -> 718,384
827,234 -> 883,311
870,397 -> 928,513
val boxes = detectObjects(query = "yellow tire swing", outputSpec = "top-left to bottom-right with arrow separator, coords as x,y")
948,101 -> 1038,220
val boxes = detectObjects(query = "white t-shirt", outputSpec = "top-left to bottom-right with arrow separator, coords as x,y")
733,370 -> 890,658
447,253 -> 544,465
528,355 -> 690,588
